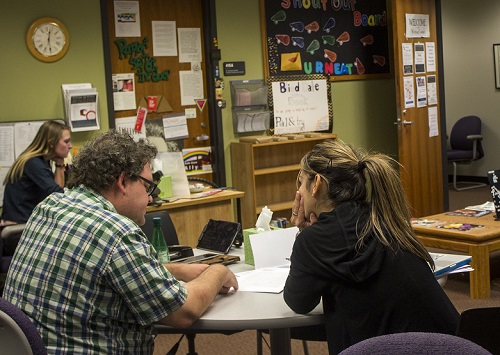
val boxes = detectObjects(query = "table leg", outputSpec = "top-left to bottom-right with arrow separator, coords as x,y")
269,328 -> 291,355
468,245 -> 490,299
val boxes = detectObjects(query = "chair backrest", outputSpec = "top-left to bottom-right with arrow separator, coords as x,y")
456,307 -> 500,354
338,332 -> 492,355
1,224 -> 26,274
140,210 -> 179,245
0,297 -> 47,355
449,115 -> 484,159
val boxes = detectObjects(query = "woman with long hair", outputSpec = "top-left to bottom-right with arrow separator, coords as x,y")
1,121 -> 72,225
284,139 -> 459,354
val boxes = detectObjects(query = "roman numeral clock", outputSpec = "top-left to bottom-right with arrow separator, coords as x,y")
26,17 -> 70,63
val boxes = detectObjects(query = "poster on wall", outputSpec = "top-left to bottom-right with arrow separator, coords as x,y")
261,0 -> 390,80
182,147 -> 212,175
268,75 -> 333,135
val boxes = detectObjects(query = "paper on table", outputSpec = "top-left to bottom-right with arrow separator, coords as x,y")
249,227 -> 298,269
236,266 -> 290,293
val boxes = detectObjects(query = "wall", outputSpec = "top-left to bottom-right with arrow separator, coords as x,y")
0,0 -> 399,187
441,0 -> 500,177
0,0 -> 108,149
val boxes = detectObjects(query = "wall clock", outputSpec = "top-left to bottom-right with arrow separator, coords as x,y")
26,17 -> 70,63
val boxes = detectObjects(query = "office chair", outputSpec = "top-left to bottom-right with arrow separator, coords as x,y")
257,324 -> 327,355
447,115 -> 486,191
0,296 -> 47,355
338,332 -> 492,354
456,306 -> 500,354
1,224 -> 26,294
141,210 -> 240,355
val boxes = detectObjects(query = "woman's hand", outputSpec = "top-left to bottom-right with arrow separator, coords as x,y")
290,191 -> 317,231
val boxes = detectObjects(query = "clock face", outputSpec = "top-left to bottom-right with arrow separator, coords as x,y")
26,17 -> 70,62
32,22 -> 66,57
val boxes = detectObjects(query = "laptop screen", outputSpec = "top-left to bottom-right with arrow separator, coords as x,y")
196,219 -> 242,254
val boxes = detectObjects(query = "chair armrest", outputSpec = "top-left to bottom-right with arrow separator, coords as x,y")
466,134 -> 483,141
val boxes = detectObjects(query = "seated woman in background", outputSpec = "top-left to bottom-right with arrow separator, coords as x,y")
1,121 -> 72,227
284,139 -> 459,354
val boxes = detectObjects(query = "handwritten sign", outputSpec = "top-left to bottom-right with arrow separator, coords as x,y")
405,14 -> 430,38
269,76 -> 332,135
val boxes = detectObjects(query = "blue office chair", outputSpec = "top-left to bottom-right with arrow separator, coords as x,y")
338,332 -> 492,354
0,296 -> 47,355
447,115 -> 486,191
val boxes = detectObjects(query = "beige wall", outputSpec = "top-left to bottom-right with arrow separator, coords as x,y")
0,0 -> 108,149
1,0 -> 398,187
441,0 -> 500,177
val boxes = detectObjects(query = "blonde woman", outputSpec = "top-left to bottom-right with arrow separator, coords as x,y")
1,121 -> 72,225
284,139 -> 459,354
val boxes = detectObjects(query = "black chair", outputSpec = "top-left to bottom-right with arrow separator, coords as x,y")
456,306 -> 500,354
141,210 -> 239,355
338,332 -> 492,354
0,296 -> 47,355
257,324 -> 327,355
447,115 -> 486,191
1,224 -> 26,294
141,210 -> 179,246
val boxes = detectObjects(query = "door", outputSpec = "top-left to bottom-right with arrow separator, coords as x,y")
392,0 -> 444,217
102,0 -> 222,184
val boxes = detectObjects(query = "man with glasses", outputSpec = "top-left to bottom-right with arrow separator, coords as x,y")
3,130 -> 238,354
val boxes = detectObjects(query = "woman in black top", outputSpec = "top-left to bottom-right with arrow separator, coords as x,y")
284,139 -> 459,354
1,121 -> 72,226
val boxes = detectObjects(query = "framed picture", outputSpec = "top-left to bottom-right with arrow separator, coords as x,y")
494,44 -> 500,88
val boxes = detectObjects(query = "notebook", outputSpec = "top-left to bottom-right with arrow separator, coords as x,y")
172,219 -> 242,264
430,253 -> 472,277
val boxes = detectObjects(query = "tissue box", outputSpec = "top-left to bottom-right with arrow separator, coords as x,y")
158,175 -> 173,198
243,227 -> 280,265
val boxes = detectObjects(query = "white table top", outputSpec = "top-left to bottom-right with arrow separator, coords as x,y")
158,245 -> 324,332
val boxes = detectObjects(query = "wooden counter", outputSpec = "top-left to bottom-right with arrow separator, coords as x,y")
146,190 -> 244,247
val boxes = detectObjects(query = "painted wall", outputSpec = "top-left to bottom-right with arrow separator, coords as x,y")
6,0 -> 496,203
0,0 -> 108,149
441,0 -> 500,178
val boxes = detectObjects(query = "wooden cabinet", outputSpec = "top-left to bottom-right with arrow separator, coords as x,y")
230,134 -> 337,229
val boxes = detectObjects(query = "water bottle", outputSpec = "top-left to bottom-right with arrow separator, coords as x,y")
152,217 -> 170,263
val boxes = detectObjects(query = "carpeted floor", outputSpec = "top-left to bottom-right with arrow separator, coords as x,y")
153,186 -> 500,355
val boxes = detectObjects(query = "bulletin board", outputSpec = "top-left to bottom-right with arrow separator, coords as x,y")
268,75 -> 333,135
102,0 -> 215,180
260,0 -> 391,81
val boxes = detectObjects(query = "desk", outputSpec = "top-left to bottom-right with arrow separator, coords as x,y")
413,212 -> 500,299
146,190 -> 244,247
156,247 -> 324,355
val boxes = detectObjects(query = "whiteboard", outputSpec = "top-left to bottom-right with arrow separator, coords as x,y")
269,75 -> 333,135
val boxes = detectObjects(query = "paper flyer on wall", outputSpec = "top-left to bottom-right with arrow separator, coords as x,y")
62,84 -> 100,132
182,147 -> 212,175
112,73 -> 136,110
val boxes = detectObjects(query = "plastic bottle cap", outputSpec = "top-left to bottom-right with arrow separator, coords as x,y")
153,217 -> 162,226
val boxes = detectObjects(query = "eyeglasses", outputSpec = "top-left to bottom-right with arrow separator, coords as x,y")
135,175 -> 158,196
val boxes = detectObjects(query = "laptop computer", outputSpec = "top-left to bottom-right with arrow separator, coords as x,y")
172,219 -> 242,264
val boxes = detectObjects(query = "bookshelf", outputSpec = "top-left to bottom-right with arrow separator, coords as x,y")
230,133 -> 336,229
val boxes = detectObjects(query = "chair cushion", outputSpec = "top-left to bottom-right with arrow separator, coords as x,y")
447,149 -> 474,161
